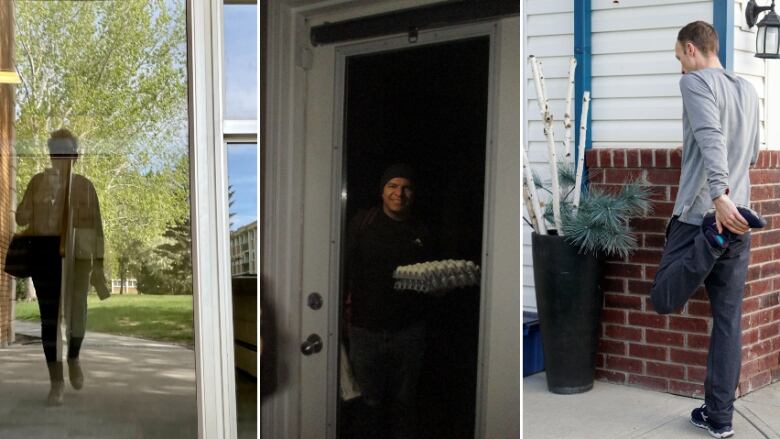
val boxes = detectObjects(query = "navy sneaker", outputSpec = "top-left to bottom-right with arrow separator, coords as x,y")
702,206 -> 766,249
690,405 -> 734,438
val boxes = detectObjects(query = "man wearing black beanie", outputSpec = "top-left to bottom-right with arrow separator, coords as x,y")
345,163 -> 431,439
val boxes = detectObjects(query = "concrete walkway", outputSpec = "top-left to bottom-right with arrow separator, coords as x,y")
524,372 -> 780,438
0,320 -> 255,439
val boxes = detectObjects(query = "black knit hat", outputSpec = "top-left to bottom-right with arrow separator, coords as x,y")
380,163 -> 416,191
47,128 -> 79,158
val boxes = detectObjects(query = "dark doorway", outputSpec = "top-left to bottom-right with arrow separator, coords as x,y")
338,37 -> 490,439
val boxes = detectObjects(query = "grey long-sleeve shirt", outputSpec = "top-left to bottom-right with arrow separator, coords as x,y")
673,67 -> 760,226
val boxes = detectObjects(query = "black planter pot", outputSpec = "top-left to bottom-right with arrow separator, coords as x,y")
532,232 -> 605,394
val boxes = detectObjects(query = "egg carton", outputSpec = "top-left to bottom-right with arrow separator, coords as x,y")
393,259 -> 480,293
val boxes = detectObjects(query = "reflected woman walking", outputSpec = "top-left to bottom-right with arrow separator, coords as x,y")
14,129 -> 109,406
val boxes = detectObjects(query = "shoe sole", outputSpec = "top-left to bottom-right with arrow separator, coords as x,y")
690,418 -> 734,438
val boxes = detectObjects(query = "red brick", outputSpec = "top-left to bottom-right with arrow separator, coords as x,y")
606,355 -> 644,374
646,329 -> 685,347
598,150 -> 613,168
687,366 -> 707,383
687,334 -> 710,350
752,169 -> 780,185
645,266 -> 658,280
747,340 -> 773,359
669,380 -> 704,397
604,262 -> 643,279
627,150 -> 640,168
630,249 -> 664,264
604,293 -> 642,310
751,185 -> 774,201
629,312 -> 667,329
762,323 -> 780,341
750,247 -> 774,264
687,301 -> 711,317
599,339 -> 627,356
602,309 -> 627,325
595,353 -> 605,368
648,201 -> 676,218
750,370 -> 772,390
670,348 -> 708,366
654,150 -> 669,168
629,343 -> 667,361
646,361 -> 685,380
758,309 -> 773,325
585,150 -> 598,166
628,218 -> 667,234
743,297 -> 760,314
741,359 -> 761,380
748,280 -> 772,297
759,293 -> 780,309
749,265 -> 762,281
605,169 -> 643,184
762,262 -> 780,279
670,186 -> 679,200
602,278 -> 625,293
759,230 -> 780,247
670,148 -> 682,168
647,185 -> 669,201
641,150 -> 655,168
614,150 -> 627,168
605,324 -> 642,341
743,329 -> 760,345
758,200 -> 780,215
596,368 -> 626,384
628,374 -> 668,392
669,316 -> 709,333
627,280 -> 653,295
643,233 -> 666,249
646,169 -> 680,185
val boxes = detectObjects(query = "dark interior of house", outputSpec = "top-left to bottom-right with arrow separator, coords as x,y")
340,36 -> 490,439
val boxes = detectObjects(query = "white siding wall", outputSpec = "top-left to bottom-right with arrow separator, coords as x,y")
591,0 -> 711,148
734,0 -> 772,148
524,0 -> 574,311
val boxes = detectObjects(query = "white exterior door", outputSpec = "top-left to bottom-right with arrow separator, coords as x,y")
264,2 -> 519,437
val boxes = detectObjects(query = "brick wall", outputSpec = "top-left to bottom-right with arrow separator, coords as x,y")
0,0 -> 15,347
585,148 -> 780,398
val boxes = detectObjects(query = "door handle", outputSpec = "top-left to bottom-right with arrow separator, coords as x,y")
300,334 -> 323,356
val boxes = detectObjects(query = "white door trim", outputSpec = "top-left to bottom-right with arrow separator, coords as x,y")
188,1 -> 238,438
327,22 -> 500,439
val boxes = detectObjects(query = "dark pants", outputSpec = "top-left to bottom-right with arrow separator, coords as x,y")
650,216 -> 750,424
29,236 -> 86,363
349,322 -> 425,439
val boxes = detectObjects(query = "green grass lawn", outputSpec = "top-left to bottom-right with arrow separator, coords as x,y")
15,294 -> 194,346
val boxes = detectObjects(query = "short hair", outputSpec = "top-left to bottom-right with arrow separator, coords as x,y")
677,21 -> 719,56
47,128 -> 79,158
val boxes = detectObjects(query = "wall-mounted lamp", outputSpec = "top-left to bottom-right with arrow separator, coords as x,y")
746,0 -> 780,59
0,70 -> 20,84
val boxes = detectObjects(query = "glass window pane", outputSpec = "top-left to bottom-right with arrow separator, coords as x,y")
1,0 -> 196,436
223,4 -> 258,121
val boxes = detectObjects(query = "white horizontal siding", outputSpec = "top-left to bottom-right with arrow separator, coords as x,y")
733,0 -> 772,149
590,1 -> 712,149
524,0 -> 574,310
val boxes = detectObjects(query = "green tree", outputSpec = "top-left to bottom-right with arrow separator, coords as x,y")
13,0 -> 190,279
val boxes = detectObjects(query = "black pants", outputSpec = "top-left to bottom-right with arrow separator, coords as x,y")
650,216 -> 750,424
29,236 -> 83,363
349,322 -> 426,439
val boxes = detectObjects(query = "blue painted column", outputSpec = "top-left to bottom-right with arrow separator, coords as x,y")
575,0 -> 592,188
713,0 -> 734,70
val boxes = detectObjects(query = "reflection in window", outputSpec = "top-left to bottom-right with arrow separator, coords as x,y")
224,4 -> 258,120
1,0 -> 196,436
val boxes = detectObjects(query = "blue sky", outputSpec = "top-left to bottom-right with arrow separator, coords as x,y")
224,5 -> 258,231
227,144 -> 257,230
223,4 -> 257,120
